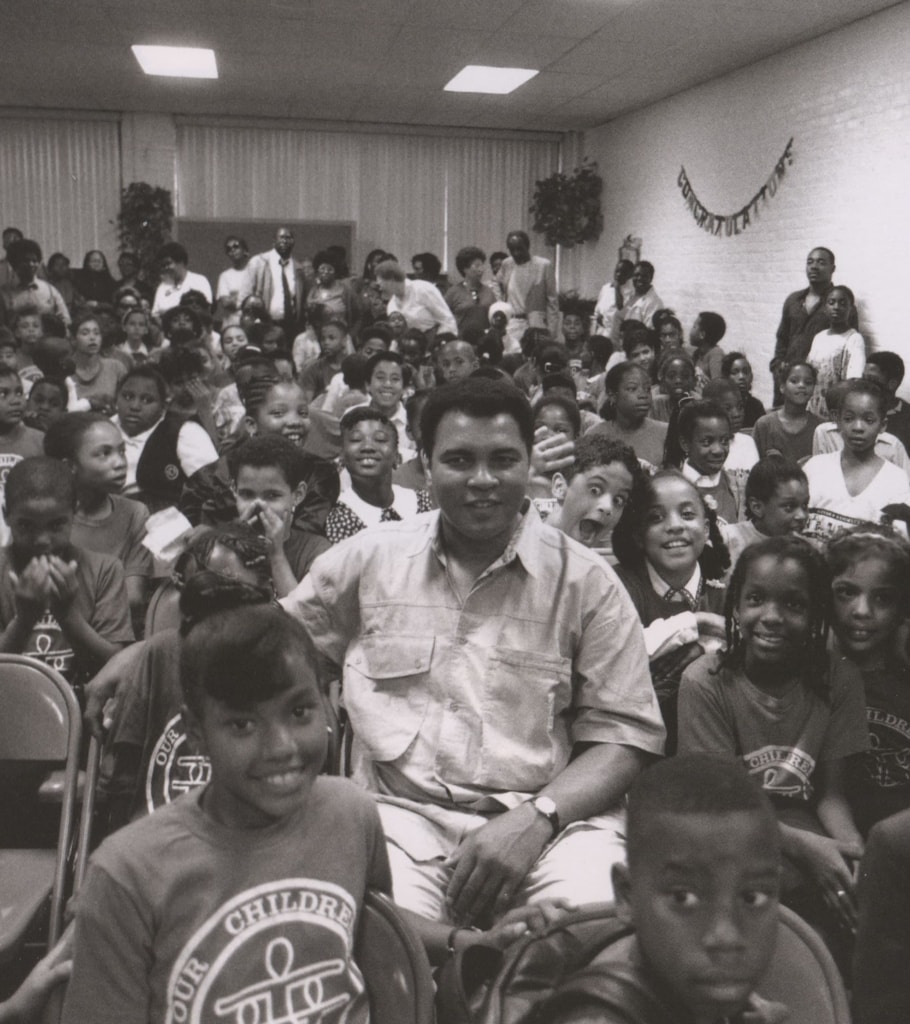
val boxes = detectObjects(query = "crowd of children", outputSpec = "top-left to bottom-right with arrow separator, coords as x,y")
2,230 -> 910,1022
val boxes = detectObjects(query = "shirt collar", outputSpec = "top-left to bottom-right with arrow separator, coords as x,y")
113,413 -> 164,445
429,499 -> 540,579
646,559 -> 702,602
682,460 -> 721,488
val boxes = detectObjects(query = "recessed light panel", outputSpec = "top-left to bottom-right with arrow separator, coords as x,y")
132,45 -> 218,79
444,65 -> 538,95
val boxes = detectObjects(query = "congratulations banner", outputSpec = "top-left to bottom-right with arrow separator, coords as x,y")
677,138 -> 794,237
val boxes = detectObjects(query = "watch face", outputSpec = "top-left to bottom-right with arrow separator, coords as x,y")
535,796 -> 557,816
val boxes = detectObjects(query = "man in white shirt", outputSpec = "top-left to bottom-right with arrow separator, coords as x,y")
214,235 -> 252,322
593,259 -> 635,343
151,243 -> 213,318
620,261 -> 662,329
247,226 -> 307,335
495,230 -> 559,352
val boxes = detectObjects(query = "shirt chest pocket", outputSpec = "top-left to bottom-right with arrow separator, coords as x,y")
344,635 -> 434,762
467,647 -> 573,791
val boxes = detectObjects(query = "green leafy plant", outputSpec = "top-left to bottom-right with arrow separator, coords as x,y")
117,182 -> 174,282
530,159 -> 603,249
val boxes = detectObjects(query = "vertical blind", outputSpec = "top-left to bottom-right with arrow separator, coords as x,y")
177,123 -> 558,271
0,115 -> 121,264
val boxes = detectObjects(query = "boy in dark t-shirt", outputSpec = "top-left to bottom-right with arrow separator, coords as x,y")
538,755 -> 785,1024
0,456 -> 132,688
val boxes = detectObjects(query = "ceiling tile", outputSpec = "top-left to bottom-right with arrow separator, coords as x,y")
1,0 -> 899,132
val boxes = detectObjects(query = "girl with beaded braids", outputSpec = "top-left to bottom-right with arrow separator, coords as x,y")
678,535 -> 869,955
612,470 -> 730,753
97,524 -> 275,830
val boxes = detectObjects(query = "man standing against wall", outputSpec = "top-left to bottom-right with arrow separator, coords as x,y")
620,261 -> 662,329
770,246 -> 857,403
495,230 -> 559,353
214,235 -> 252,323
593,258 -> 635,343
247,226 -> 306,335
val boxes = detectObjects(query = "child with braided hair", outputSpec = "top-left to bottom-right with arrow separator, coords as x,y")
678,535 -> 869,960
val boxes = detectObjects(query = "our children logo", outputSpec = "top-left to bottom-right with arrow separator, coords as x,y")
864,709 -> 910,789
146,714 -> 212,813
743,744 -> 815,800
166,879 -> 366,1024
27,610 -> 75,677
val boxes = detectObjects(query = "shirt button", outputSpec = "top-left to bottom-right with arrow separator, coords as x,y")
413,658 -> 422,668
448,701 -> 459,712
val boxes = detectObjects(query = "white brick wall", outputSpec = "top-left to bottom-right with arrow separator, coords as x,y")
575,3 -> 910,405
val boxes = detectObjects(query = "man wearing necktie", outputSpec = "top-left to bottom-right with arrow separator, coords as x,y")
247,226 -> 305,335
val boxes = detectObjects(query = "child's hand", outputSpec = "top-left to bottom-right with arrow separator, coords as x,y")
796,831 -> 862,929
1,923 -> 73,1023
9,557 -> 51,626
257,503 -> 291,551
531,426 -> 575,479
186,377 -> 212,411
469,899 -> 576,953
46,556 -> 80,616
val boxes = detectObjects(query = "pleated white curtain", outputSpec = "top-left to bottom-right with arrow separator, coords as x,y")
177,123 -> 558,272
0,115 -> 121,264
443,135 -> 557,266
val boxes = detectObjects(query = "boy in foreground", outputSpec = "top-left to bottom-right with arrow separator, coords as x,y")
539,754 -> 785,1024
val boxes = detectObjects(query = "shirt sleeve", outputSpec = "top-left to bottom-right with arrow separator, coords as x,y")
844,331 -> 867,379
421,281 -> 457,335
121,503 -> 152,579
61,865 -> 154,1024
677,657 -> 740,756
176,421 -> 219,477
88,556 -> 135,644
49,282 -> 72,326
151,284 -> 167,318
190,272 -> 213,303
821,660 -> 871,761
570,569 -> 665,756
279,539 -> 366,667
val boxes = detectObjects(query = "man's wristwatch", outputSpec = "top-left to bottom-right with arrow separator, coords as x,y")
530,796 -> 560,839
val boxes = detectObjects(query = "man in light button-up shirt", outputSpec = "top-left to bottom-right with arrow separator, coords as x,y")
281,377 -> 664,958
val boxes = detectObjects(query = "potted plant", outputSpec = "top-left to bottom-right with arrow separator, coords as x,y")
530,159 -> 603,249
117,182 -> 174,283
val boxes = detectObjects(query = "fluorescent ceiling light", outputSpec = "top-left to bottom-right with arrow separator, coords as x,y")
444,65 -> 538,95
132,45 -> 218,78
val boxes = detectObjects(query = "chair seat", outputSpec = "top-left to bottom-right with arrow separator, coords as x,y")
0,850 -> 56,962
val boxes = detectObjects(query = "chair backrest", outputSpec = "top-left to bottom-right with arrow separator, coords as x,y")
0,654 -> 81,946
437,901 -> 850,1024
355,889 -> 434,1024
759,904 -> 851,1022
144,578 -> 182,636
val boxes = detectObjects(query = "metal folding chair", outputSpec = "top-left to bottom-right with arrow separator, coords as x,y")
0,655 -> 84,962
